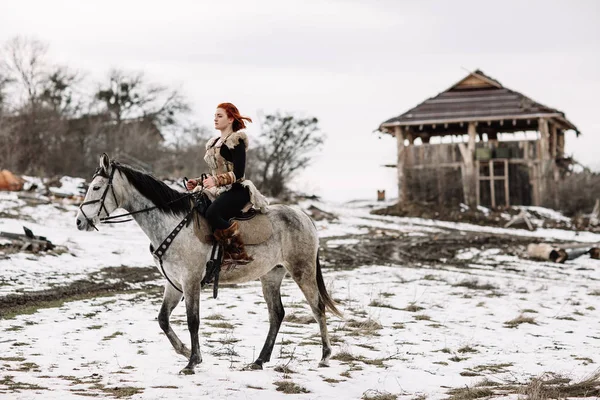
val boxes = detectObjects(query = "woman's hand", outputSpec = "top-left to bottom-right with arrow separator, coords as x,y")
203,176 -> 216,188
186,179 -> 198,190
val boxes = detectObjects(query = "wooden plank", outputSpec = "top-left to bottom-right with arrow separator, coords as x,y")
406,162 -> 463,170
479,177 -> 511,181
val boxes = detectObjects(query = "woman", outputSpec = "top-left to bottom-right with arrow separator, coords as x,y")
186,103 -> 268,265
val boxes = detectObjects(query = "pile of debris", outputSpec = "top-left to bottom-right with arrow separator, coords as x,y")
0,170 -> 24,191
372,201 -> 584,231
0,226 -> 67,260
0,226 -> 55,254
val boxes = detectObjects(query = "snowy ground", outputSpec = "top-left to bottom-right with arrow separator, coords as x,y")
1,192 -> 600,399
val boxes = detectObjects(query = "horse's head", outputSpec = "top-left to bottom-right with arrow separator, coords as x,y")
76,153 -> 120,231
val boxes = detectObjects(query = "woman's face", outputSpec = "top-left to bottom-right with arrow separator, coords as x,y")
214,108 -> 233,131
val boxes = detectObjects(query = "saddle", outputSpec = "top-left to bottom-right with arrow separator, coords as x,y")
192,200 -> 273,245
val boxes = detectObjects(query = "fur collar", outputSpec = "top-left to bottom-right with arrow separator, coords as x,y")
206,130 -> 249,150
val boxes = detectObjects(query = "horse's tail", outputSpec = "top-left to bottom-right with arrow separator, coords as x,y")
316,250 -> 343,318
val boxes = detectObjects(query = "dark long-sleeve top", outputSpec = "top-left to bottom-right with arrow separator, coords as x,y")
212,139 -> 246,184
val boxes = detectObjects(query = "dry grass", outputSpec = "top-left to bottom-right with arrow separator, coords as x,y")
102,331 -> 124,341
346,318 -> 383,329
368,300 -> 400,310
284,313 -> 315,324
504,314 -> 537,328
362,389 -> 398,400
413,314 -> 431,321
453,280 -> 497,290
518,371 -> 600,399
457,345 -> 478,353
332,350 -> 362,363
273,380 -> 310,394
447,371 -> 600,399
274,365 -> 296,374
403,303 -> 425,312
206,322 -> 235,329
204,313 -> 225,320
447,387 -> 494,400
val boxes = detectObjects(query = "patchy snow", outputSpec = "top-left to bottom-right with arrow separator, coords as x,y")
1,197 -> 600,399
516,206 -> 573,223
325,238 -> 361,248
48,176 -> 87,197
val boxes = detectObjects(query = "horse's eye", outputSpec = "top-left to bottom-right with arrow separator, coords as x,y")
92,186 -> 101,191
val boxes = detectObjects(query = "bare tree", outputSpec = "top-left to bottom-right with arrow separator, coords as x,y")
40,66 -> 82,116
94,69 -> 190,161
95,69 -> 189,126
256,112 -> 325,197
158,122 -> 212,177
0,36 -> 48,107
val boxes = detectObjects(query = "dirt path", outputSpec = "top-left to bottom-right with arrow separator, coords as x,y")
0,266 -> 161,319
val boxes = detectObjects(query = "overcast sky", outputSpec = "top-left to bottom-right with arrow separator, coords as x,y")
1,0 -> 598,202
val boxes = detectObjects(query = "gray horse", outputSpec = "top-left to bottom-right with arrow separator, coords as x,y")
75,154 -> 341,374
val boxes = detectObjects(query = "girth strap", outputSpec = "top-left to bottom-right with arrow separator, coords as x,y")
152,211 -> 194,293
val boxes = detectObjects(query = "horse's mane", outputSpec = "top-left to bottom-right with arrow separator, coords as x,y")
114,163 -> 191,216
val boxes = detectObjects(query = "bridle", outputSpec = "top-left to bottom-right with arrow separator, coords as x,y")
78,164 -> 120,231
78,162 -> 200,294
78,162 -> 194,231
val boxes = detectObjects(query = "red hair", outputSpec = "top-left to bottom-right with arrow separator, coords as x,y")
217,103 -> 252,132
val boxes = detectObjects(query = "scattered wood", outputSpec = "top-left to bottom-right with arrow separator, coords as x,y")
505,210 -> 534,231
527,242 -> 600,263
0,226 -> 54,252
527,243 -> 568,263
17,193 -> 51,205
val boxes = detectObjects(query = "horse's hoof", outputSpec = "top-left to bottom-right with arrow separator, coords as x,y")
243,362 -> 263,371
179,367 -> 195,375
318,360 -> 330,368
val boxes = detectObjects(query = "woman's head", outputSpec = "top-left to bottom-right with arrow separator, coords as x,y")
215,103 -> 252,132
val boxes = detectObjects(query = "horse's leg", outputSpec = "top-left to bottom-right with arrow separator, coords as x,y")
288,261 -> 333,367
180,277 -> 202,374
158,284 -> 191,359
248,265 -> 287,370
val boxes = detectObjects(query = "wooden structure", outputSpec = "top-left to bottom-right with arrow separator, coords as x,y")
378,70 -> 579,208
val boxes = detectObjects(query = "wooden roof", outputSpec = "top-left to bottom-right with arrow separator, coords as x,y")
380,70 -> 579,135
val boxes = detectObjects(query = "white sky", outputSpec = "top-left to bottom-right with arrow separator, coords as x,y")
1,0 -> 598,202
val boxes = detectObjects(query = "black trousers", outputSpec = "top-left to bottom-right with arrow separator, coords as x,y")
205,185 -> 251,230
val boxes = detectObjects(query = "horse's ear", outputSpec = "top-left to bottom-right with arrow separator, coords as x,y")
100,153 -> 110,174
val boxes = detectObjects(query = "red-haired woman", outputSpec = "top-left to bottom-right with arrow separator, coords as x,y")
186,103 -> 268,265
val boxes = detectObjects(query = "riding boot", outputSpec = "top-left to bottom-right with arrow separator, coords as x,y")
214,221 -> 253,266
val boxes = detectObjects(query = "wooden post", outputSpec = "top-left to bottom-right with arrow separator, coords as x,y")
465,122 -> 477,207
489,160 -> 495,208
550,122 -> 557,159
406,130 -> 415,145
557,130 -> 565,158
395,126 -> 407,203
504,159 -> 510,207
538,118 -> 550,206
539,118 -> 550,160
